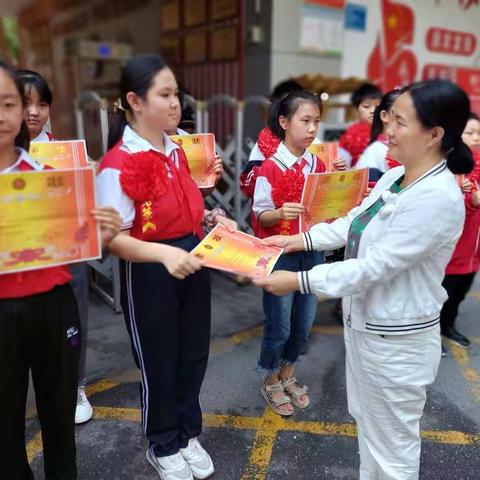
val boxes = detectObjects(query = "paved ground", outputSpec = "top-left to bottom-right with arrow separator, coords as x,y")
26,271 -> 480,479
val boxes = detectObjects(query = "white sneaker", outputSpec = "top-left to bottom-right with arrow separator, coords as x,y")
180,438 -> 214,479
146,449 -> 193,480
75,386 -> 93,424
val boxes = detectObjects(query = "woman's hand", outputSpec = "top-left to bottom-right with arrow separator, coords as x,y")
214,214 -> 238,232
163,247 -> 203,280
213,155 -> 223,184
262,234 -> 304,253
279,202 -> 305,221
92,207 -> 122,247
253,270 -> 299,296
333,157 -> 347,171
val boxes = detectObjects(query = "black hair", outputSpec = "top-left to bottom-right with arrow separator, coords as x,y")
369,88 -> 405,144
270,79 -> 303,102
351,82 -> 382,108
406,79 -> 473,174
267,90 -> 322,141
0,60 -> 30,151
468,112 -> 480,122
16,69 -> 53,105
108,54 -> 169,149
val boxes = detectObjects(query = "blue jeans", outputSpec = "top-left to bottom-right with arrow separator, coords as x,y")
257,250 -> 324,374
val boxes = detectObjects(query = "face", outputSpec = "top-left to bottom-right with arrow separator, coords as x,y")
128,67 -> 180,133
386,92 -> 442,165
0,69 -> 24,151
24,85 -> 50,138
280,101 -> 321,151
462,118 -> 480,150
358,97 -> 381,124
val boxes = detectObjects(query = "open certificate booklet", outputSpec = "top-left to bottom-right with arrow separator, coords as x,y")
307,142 -> 339,172
0,168 -> 101,275
29,140 -> 89,169
191,224 -> 283,278
300,168 -> 369,232
170,133 -> 217,188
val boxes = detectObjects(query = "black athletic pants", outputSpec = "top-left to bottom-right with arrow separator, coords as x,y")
440,272 -> 476,333
120,234 -> 211,457
0,284 -> 80,480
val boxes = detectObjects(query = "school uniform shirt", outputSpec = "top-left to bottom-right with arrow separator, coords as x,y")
0,149 -> 72,299
96,126 -> 204,241
252,142 -> 326,238
31,128 -> 54,143
299,161 -> 465,335
356,137 -> 389,181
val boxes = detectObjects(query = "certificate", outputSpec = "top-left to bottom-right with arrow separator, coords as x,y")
300,168 -> 368,231
170,133 -> 217,188
307,142 -> 339,172
29,140 -> 89,169
0,168 -> 101,274
190,224 -> 283,278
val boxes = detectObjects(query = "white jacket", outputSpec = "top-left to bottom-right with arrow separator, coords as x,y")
298,161 -> 465,335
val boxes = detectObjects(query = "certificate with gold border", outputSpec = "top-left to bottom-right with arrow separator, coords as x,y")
29,140 -> 89,169
0,168 -> 101,274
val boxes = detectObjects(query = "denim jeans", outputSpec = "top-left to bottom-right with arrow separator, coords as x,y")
257,250 -> 324,374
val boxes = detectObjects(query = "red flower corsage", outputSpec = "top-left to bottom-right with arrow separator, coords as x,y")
272,168 -> 305,207
120,151 -> 168,202
257,127 -> 281,159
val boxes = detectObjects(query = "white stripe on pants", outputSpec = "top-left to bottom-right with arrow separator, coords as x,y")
344,324 -> 441,480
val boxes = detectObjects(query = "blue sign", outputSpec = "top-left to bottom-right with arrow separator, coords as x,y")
98,44 -> 112,57
345,3 -> 367,32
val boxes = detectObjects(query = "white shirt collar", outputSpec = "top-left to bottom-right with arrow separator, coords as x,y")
274,142 -> 314,169
1,148 -> 43,173
31,128 -> 51,143
121,125 -> 179,157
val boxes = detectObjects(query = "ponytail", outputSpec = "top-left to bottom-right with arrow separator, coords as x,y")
108,109 -> 128,150
267,90 -> 322,141
446,140 -> 474,175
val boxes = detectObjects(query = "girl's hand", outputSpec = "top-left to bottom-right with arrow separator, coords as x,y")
461,178 -> 472,194
333,157 -> 347,171
163,247 -> 203,279
363,187 -> 372,199
253,270 -> 299,296
213,155 -> 224,183
214,214 -> 238,232
279,202 -> 305,221
262,234 -> 304,253
472,190 -> 480,208
92,207 -> 122,247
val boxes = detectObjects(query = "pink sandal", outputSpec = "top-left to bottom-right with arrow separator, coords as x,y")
282,377 -> 310,409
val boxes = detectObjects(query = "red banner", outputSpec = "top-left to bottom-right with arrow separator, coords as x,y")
426,28 -> 477,56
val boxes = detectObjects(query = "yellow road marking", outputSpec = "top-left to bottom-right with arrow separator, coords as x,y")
86,379 -> 119,397
467,291 -> 480,300
449,343 -> 480,402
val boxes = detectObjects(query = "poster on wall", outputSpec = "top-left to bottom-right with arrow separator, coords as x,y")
299,1 -> 345,55
341,0 -> 480,109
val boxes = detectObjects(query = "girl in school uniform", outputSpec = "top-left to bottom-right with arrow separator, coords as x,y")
440,112 -> 480,352
96,54 -> 235,480
17,69 -> 94,425
356,88 -> 404,182
0,61 -> 121,480
252,90 -> 327,416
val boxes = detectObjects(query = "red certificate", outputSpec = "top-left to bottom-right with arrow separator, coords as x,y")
300,168 -> 368,231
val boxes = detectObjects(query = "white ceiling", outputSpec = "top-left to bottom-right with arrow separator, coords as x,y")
1,0 -> 36,16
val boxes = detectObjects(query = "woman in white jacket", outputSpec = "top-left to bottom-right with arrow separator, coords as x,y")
255,80 -> 474,480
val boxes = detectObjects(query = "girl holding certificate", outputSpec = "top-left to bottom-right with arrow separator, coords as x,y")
252,90 -> 327,416
17,69 -> 94,425
0,61 -> 121,480
97,54 -> 235,480
440,112 -> 480,353
256,80 -> 473,479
